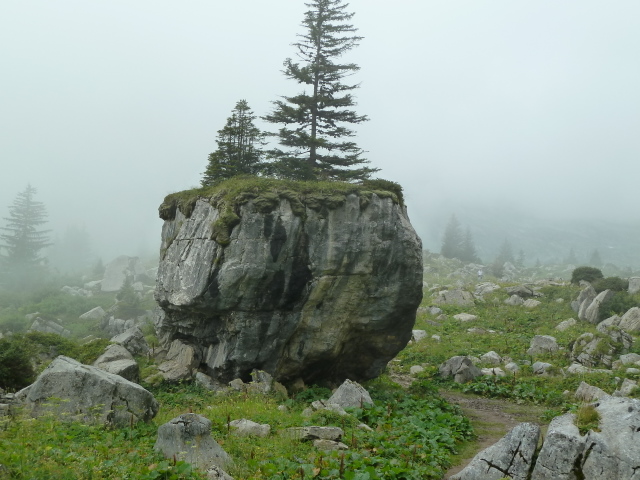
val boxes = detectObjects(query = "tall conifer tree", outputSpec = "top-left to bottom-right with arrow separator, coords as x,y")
440,215 -> 463,260
201,100 -> 265,186
264,0 -> 376,181
0,185 -> 51,287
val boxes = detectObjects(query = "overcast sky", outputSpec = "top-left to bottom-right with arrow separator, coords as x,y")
2,1 -> 639,262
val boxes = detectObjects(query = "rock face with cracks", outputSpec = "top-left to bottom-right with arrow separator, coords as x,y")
154,191 -> 423,386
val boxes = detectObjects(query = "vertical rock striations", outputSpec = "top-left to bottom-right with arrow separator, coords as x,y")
154,187 -> 422,386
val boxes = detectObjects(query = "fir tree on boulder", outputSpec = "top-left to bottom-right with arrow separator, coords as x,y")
201,100 -> 265,186
264,0 -> 376,181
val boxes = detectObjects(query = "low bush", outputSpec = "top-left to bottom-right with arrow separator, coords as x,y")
0,335 -> 36,390
571,266 -> 604,284
592,276 -> 629,293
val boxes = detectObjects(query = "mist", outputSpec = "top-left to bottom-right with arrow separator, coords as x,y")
2,1 -> 639,269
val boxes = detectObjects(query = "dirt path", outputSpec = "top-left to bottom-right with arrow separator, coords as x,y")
440,391 -> 548,479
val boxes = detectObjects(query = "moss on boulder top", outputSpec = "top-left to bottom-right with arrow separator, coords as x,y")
158,176 -> 404,222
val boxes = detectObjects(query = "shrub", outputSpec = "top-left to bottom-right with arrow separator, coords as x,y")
0,336 -> 36,390
592,276 -> 629,293
599,291 -> 638,320
575,404 -> 600,435
571,266 -> 604,284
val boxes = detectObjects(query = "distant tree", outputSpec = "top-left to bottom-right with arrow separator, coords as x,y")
263,0 -> 376,181
0,185 -> 51,288
589,249 -> 603,268
440,215 -> 463,260
516,249 -> 526,268
201,100 -> 266,186
459,227 -> 480,263
571,266 -> 604,284
496,239 -> 515,265
564,248 -> 578,265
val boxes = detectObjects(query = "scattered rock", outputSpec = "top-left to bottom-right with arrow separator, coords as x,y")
480,351 -> 501,366
523,299 -> 541,308
283,426 -> 343,441
155,413 -> 231,471
532,362 -> 553,375
574,381 -> 610,402
110,326 -> 150,356
583,289 -> 614,324
229,419 -> 270,437
613,378 -> 637,397
628,277 -> 640,295
433,289 -> 475,306
79,306 -> 106,321
619,307 -> 640,333
157,339 -> 201,382
16,356 -> 158,426
454,313 -> 477,322
93,344 -> 139,382
572,284 -> 596,314
439,356 -> 482,384
102,255 -> 147,292
410,365 -> 424,375
526,335 -> 559,356
327,379 -> 374,408
28,318 -> 71,338
313,439 -> 348,451
555,318 -> 577,331
504,295 -> 524,306
481,367 -> 506,377
504,362 -> 519,373
412,330 -> 427,342
311,400 -> 349,416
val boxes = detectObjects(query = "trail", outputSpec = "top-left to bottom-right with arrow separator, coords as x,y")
440,391 -> 548,479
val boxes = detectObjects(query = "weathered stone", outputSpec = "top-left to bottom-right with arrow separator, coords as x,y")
327,379 -> 374,408
505,285 -> 538,298
311,400 -> 349,416
566,362 -> 591,374
439,356 -> 482,383
619,307 -> 640,333
504,362 -> 519,373
155,414 -> 231,470
16,356 -> 158,426
428,306 -> 443,316
530,413 -> 585,480
480,351 -> 501,366
283,426 -> 343,441
523,299 -> 541,308
575,381 -> 610,402
583,289 -> 614,324
454,313 -> 477,322
474,282 -> 501,297
450,423 -> 540,480
527,335 -> 559,356
205,465 -> 234,480
93,344 -> 139,382
573,284 -> 596,314
313,439 -> 348,451
412,330 -> 427,342
110,326 -> 150,356
628,277 -> 640,295
555,318 -> 577,332
504,295 -> 524,306
229,419 -> 270,437
433,289 -> 474,306
410,365 -> 424,375
79,306 -> 106,320
481,367 -> 506,377
532,362 -> 553,375
29,318 -> 70,338
247,369 -> 275,394
613,378 -> 637,397
154,194 -> 422,386
619,353 -> 640,365
157,339 -> 201,382
596,321 -> 633,351
572,333 -> 620,368
228,378 -> 245,391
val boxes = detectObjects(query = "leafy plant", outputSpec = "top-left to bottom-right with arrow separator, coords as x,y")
571,266 -> 604,284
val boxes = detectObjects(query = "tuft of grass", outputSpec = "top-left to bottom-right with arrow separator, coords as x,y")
574,404 -> 600,435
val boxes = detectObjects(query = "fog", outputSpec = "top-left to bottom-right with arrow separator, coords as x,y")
2,1 -> 639,267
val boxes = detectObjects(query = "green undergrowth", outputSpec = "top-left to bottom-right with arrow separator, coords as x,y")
159,176 -> 403,247
399,279 -> 640,419
0,379 -> 472,480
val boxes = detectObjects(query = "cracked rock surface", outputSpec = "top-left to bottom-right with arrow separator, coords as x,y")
154,194 -> 422,386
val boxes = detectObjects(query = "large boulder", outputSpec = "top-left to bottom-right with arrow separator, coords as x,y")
450,423 -> 540,480
619,307 -> 640,333
628,277 -> 640,295
28,317 -> 70,338
16,356 -> 157,426
79,306 -> 106,321
526,335 -> 559,356
154,191 -> 423,386
572,284 -> 596,314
